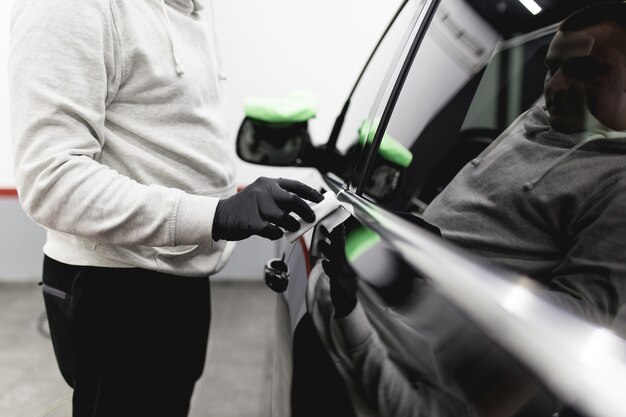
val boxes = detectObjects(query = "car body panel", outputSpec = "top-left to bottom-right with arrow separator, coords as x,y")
244,1 -> 626,416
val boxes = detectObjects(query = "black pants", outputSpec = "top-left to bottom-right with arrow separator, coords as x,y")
42,255 -> 211,417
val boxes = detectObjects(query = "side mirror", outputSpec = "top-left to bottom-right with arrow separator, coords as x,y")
356,121 -> 413,204
236,117 -> 311,166
363,159 -> 404,203
236,91 -> 318,167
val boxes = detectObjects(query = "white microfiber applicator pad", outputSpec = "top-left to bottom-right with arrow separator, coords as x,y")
284,191 -> 351,243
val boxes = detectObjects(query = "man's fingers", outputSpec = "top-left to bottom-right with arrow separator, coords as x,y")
329,224 -> 346,242
322,259 -> 336,279
276,215 -> 300,232
261,210 -> 300,232
276,193 -> 316,223
277,178 -> 324,203
318,240 -> 331,258
256,223 -> 284,240
259,198 -> 300,231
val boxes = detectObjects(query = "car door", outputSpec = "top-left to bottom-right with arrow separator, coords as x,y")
238,0 -> 626,416
267,3 -> 435,416
307,1 -> 626,417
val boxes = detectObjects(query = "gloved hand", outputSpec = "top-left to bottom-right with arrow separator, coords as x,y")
318,224 -> 358,318
212,177 -> 323,241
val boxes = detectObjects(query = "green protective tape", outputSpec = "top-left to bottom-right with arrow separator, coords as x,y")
244,91 -> 317,123
358,120 -> 413,168
345,226 -> 381,262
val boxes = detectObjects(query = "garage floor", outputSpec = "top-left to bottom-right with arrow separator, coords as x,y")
0,281 -> 276,417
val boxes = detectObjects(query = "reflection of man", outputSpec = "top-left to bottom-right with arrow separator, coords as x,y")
312,3 -> 626,417
545,11 -> 626,133
423,4 -> 626,325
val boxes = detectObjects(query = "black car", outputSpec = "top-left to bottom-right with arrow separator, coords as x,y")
237,1 -> 626,416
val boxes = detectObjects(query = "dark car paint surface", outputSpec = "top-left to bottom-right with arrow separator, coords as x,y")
247,1 -> 626,416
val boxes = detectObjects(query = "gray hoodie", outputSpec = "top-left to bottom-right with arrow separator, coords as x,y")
9,0 -> 237,276
423,104 -> 626,325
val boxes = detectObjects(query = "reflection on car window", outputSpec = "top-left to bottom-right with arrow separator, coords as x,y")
328,0 -> 423,186
364,0 -> 626,323
363,0 -> 500,206
316,2 -> 626,417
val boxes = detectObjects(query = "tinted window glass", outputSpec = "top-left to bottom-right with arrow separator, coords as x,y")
363,0 -> 502,207
326,0 -> 426,187
362,0 -> 626,323
363,0 -> 574,208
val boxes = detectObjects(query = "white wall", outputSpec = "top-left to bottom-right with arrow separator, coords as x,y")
216,0 -> 401,145
0,0 -> 401,280
1,5 -> 13,188
217,0 -> 403,183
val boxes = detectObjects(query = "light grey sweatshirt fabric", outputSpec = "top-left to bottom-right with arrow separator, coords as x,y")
9,0 -> 237,276
424,105 -> 626,325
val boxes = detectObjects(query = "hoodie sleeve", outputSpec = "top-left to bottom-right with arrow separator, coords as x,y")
545,177 -> 626,325
9,0 -> 218,247
333,303 -> 474,417
307,262 -> 473,417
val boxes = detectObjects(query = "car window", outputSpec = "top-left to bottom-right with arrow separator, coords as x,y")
327,0 -> 427,188
360,0 -> 501,207
357,0 -> 626,327
358,0 -> 583,210
318,2 -> 626,415
334,0 -> 626,407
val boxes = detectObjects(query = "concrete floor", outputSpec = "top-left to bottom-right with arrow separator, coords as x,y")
0,281 -> 276,417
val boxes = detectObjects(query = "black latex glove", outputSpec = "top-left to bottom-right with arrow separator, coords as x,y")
318,225 -> 358,318
212,177 -> 323,241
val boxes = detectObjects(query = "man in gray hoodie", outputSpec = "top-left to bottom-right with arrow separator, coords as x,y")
8,0 -> 322,416
313,3 -> 626,417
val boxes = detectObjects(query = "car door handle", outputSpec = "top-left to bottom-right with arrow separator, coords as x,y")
264,258 -> 290,293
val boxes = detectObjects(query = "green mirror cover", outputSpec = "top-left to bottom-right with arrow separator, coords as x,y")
244,91 -> 317,123
359,120 -> 413,168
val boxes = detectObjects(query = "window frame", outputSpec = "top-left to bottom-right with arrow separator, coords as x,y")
353,0 -> 442,196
